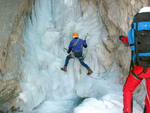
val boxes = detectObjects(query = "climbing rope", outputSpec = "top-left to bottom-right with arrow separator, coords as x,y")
86,39 -> 119,80
62,34 -> 120,80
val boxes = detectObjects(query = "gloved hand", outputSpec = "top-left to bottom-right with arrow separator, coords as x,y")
119,35 -> 125,41
67,48 -> 72,54
67,51 -> 70,54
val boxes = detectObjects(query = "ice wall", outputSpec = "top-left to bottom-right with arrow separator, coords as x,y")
16,0 -> 114,112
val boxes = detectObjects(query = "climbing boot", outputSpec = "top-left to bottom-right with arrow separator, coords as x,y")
87,69 -> 93,75
61,66 -> 67,72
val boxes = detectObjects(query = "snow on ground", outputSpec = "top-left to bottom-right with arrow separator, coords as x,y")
74,71 -> 143,113
31,70 -> 143,113
74,93 -> 142,113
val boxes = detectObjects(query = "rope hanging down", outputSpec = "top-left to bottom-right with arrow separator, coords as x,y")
87,39 -> 119,80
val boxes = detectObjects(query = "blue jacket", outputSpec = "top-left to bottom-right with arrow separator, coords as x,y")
67,37 -> 87,53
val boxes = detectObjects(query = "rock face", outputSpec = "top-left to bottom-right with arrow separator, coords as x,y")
0,0 -> 149,112
80,0 -> 150,82
98,0 -> 150,81
0,0 -> 33,112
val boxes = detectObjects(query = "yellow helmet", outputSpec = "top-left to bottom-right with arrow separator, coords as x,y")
72,33 -> 79,37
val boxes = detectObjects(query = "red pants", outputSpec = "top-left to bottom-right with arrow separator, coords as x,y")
123,66 -> 150,113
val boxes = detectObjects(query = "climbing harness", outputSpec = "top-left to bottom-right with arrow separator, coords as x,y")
86,39 -> 119,80
63,34 -> 119,80
63,33 -> 88,53
63,39 -> 119,79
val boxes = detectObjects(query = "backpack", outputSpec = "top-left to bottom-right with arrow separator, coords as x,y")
128,12 -> 150,67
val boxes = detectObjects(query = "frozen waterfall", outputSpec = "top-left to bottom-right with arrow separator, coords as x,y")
15,0 -> 143,113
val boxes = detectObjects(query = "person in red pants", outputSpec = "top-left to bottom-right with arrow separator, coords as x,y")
119,7 -> 150,113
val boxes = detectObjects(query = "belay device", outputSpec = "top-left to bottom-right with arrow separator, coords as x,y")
128,12 -> 150,67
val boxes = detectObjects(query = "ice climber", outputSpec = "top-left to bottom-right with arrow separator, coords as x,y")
61,33 -> 93,75
119,7 -> 150,113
